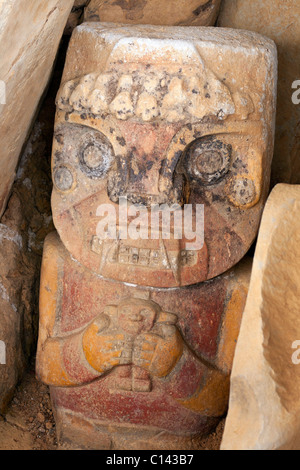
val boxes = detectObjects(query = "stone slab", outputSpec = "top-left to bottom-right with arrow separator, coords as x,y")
0,0 -> 73,219
84,0 -> 222,26
221,184 -> 300,450
218,0 -> 300,186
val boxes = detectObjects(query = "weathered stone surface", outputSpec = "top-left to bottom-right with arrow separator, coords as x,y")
218,0 -> 300,186
0,0 -> 74,220
0,54 -> 60,414
84,0 -> 222,26
0,122 -> 54,414
36,24 -> 276,449
52,23 -> 277,287
221,184 -> 300,451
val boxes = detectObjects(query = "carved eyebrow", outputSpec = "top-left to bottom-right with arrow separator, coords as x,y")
56,115 -> 128,158
56,68 -> 236,124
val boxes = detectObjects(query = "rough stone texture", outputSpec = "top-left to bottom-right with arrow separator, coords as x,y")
84,0 -> 222,26
221,184 -> 300,451
0,0 -> 74,220
0,38 -> 68,413
218,0 -> 300,186
36,24 -> 276,449
0,123 -> 54,414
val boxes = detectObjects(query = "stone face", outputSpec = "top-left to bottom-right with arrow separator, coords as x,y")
84,0 -> 222,26
52,23 -> 277,288
0,0 -> 74,220
36,24 -> 276,449
218,0 -> 300,186
221,184 -> 300,451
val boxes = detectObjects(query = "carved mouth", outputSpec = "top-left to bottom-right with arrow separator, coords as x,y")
123,188 -> 185,207
124,192 -> 174,206
127,314 -> 143,322
91,236 -> 197,270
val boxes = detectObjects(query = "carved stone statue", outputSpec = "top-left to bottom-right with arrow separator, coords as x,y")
36,24 -> 277,449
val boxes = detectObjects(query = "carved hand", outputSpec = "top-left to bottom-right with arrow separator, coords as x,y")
82,314 -> 131,374
133,325 -> 184,378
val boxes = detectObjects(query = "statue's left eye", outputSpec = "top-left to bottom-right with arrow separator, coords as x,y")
79,132 -> 114,179
185,136 -> 232,185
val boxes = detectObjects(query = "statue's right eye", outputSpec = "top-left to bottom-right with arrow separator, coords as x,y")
79,132 -> 114,179
53,165 -> 75,192
185,136 -> 232,186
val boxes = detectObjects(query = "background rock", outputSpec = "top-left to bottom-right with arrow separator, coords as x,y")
64,1 -> 92,35
84,0 -> 222,26
0,0 -> 74,220
221,184 -> 300,450
218,0 -> 300,186
0,38 -> 69,414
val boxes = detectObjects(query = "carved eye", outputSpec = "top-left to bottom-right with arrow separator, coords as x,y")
79,131 -> 114,179
185,136 -> 232,185
53,164 -> 76,192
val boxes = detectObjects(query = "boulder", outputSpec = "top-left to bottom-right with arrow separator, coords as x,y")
0,0 -> 74,220
218,0 -> 300,186
84,0 -> 222,26
221,184 -> 300,450
0,54 -> 59,413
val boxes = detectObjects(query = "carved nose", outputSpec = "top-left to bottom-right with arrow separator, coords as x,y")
107,155 -> 186,207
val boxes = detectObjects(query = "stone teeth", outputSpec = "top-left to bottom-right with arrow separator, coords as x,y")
109,91 -> 134,121
91,237 -> 196,268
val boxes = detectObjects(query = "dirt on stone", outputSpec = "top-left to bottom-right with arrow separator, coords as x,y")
0,360 -> 57,450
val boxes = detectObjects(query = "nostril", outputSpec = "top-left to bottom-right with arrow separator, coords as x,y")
107,154 -> 187,206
